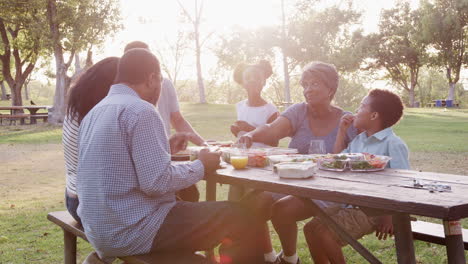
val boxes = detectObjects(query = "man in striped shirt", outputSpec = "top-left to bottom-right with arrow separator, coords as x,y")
77,48 -> 264,263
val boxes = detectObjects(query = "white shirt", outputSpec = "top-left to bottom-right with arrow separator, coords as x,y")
236,99 -> 278,147
157,78 -> 180,136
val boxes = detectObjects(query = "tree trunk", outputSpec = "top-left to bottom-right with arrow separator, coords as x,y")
195,36 -> 206,104
281,0 -> 290,104
11,83 -> 23,113
282,54 -> 290,103
24,82 -> 30,101
408,89 -> 415,108
448,82 -> 456,100
0,81 -> 7,100
51,65 -> 70,123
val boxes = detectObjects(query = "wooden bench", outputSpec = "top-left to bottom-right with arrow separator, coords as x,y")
0,113 -> 30,125
47,211 -> 209,264
30,113 -> 48,123
412,220 -> 468,249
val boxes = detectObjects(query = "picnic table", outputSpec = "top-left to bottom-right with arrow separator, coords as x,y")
205,164 -> 468,264
0,105 -> 50,124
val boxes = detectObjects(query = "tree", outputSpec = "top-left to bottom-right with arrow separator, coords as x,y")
364,2 -> 427,107
0,61 -> 7,100
421,0 -> 468,101
178,0 -> 213,104
155,30 -> 189,88
0,0 -> 46,108
46,0 -> 121,123
285,2 -> 364,72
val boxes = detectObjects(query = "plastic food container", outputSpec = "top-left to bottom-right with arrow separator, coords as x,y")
317,158 -> 348,171
349,155 -> 391,172
273,162 -> 317,179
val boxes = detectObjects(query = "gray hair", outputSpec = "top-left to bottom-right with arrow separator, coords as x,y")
301,61 -> 339,99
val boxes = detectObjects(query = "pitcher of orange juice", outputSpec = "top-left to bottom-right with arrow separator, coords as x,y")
230,150 -> 248,169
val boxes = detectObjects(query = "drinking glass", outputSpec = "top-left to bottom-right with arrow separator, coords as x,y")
308,140 -> 326,154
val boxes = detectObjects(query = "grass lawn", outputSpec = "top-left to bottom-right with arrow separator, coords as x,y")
0,103 -> 467,263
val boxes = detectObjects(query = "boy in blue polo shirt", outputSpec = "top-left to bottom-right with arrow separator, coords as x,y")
304,89 -> 410,263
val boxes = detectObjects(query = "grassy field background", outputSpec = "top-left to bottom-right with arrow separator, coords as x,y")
0,103 -> 467,263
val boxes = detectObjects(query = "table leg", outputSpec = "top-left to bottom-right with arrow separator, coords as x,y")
393,213 -> 416,264
29,109 -> 38,125
206,177 -> 217,202
443,220 -> 466,264
205,176 -> 217,263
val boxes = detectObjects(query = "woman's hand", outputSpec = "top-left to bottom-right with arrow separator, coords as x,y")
237,133 -> 253,148
230,124 -> 240,137
375,215 -> 393,240
339,113 -> 355,133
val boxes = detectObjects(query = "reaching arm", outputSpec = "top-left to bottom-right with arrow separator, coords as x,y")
170,111 -> 206,146
130,107 -> 204,196
238,116 -> 292,148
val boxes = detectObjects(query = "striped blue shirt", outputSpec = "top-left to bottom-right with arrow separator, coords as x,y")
77,84 -> 204,258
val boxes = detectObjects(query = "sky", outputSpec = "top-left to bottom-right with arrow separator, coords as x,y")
94,0 -> 466,89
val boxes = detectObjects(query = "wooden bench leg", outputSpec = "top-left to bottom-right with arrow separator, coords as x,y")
205,177 -> 217,263
64,229 -> 77,264
443,220 -> 466,264
393,213 -> 416,264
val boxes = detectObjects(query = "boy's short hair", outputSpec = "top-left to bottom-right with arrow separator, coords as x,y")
368,89 -> 404,128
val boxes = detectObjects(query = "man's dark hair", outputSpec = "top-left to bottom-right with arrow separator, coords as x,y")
124,41 -> 149,53
67,57 -> 119,123
114,48 -> 160,85
368,89 -> 404,128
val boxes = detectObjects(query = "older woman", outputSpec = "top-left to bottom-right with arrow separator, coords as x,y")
239,62 -> 357,264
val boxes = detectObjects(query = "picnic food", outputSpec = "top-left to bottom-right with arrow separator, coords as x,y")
267,154 -> 328,166
274,162 -> 318,178
317,153 -> 391,172
318,158 -> 347,171
222,147 -> 298,167
349,154 -> 391,172
231,156 -> 248,169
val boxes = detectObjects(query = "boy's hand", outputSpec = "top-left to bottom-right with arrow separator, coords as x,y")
375,215 -> 393,240
339,114 -> 355,133
169,132 -> 189,154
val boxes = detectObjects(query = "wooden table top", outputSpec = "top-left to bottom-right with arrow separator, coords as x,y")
0,105 -> 50,110
209,165 -> 468,220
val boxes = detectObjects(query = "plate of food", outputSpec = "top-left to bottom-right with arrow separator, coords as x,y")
317,158 -> 348,171
317,153 -> 391,172
349,154 -> 391,172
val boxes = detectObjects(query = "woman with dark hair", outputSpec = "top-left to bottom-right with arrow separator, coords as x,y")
230,60 -> 279,146
63,57 -> 119,223
239,62 -> 358,264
